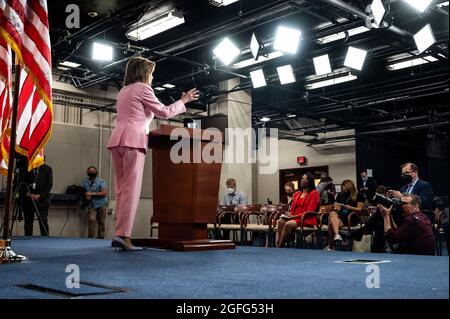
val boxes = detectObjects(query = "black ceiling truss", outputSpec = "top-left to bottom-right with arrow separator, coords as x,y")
49,0 -> 449,143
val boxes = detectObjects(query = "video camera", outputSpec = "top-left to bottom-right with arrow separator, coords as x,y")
371,193 -> 402,208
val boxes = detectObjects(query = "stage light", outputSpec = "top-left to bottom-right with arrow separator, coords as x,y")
154,87 -> 166,91
213,37 -> 241,65
273,26 -> 302,54
437,1 -> 449,8
305,72 -> 357,90
286,114 -> 297,118
163,84 -> 176,89
126,10 -> 185,41
233,51 -> 284,69
387,55 -> 438,71
313,54 -> 332,76
60,61 -> 81,68
250,69 -> 267,88
250,33 -> 262,60
414,24 -> 436,54
371,0 -> 386,26
403,0 -> 433,13
277,65 -> 296,85
315,26 -> 370,45
260,117 -> 271,122
92,42 -> 113,61
344,47 -> 368,71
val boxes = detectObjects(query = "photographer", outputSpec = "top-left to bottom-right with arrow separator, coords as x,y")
379,194 -> 435,255
20,156 -> 53,236
351,162 -> 434,252
82,166 -> 108,239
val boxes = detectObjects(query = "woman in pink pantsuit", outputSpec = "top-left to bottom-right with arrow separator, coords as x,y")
107,57 -> 199,251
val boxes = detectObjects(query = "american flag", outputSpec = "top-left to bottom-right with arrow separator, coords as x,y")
0,0 -> 52,172
0,36 -> 12,174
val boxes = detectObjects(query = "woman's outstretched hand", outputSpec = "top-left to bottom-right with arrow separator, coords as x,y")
181,88 -> 200,104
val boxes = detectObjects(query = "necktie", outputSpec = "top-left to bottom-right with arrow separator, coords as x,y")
406,184 -> 413,194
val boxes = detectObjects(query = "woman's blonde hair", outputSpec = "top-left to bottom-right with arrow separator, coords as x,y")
124,57 -> 156,85
341,179 -> 357,202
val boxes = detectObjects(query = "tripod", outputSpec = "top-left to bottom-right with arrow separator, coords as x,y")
0,178 -> 48,237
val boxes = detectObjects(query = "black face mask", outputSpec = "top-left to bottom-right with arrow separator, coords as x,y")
401,174 -> 413,184
286,192 -> 293,197
342,190 -> 350,195
88,173 -> 97,178
300,181 -> 309,189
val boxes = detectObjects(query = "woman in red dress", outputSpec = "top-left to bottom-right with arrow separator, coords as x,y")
276,172 -> 320,248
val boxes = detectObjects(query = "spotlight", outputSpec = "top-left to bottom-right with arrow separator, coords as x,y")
274,26 -> 302,54
344,47 -> 368,71
250,69 -> 267,88
403,0 -> 433,13
250,33 -> 263,60
313,54 -> 332,76
371,0 -> 386,26
213,37 -> 241,65
260,117 -> 271,122
92,42 -> 113,61
414,24 -> 436,54
277,65 -> 296,85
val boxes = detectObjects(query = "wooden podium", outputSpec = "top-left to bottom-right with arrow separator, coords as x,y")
131,125 -> 235,251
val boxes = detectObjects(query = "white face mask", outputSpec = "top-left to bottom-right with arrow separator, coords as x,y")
227,187 -> 235,194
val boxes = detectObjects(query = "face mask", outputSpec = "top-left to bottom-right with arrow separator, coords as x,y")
300,181 -> 309,189
361,177 -> 368,182
343,190 -> 350,195
88,173 -> 97,178
401,174 -> 413,184
227,188 -> 235,194
286,192 -> 293,197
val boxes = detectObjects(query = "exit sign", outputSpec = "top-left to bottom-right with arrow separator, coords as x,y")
297,156 -> 306,165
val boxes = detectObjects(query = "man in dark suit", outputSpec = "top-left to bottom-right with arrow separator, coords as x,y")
358,169 -> 377,203
352,162 -> 434,252
22,158 -> 53,236
387,163 -> 433,211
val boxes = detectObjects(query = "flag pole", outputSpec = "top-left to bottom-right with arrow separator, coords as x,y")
0,60 -> 28,263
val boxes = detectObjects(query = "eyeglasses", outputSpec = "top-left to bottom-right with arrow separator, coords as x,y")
401,201 -> 412,206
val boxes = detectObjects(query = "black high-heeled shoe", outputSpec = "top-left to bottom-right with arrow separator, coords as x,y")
112,236 -> 143,251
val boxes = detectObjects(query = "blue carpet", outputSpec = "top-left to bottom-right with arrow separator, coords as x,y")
0,237 -> 448,299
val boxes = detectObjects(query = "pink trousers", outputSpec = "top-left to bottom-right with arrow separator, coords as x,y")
109,146 -> 146,237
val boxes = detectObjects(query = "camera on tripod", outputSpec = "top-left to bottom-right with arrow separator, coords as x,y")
371,193 -> 402,208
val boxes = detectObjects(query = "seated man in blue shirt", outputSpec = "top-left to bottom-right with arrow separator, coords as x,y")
220,178 -> 247,240
222,178 -> 247,206
82,166 -> 108,239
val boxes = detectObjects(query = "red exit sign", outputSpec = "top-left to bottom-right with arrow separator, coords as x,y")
297,156 -> 306,165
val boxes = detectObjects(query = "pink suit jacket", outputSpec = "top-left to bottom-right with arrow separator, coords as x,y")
107,82 -> 186,153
